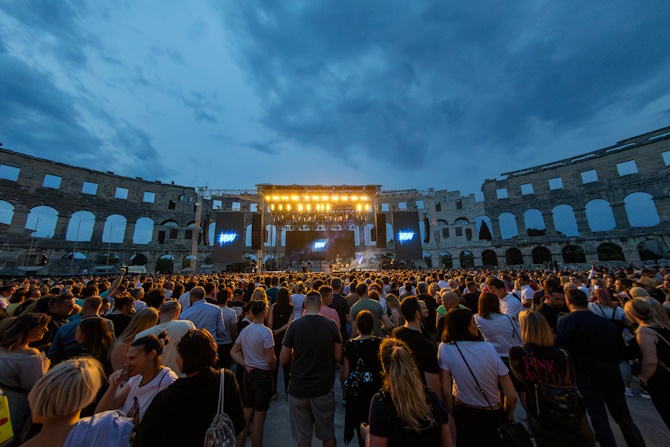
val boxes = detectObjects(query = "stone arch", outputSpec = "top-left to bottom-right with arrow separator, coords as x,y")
133,217 -> 154,244
422,250 -> 433,268
130,253 -> 148,265
562,245 -> 586,264
623,192 -> 660,227
66,211 -> 95,242
459,250 -> 474,268
498,213 -> 518,240
637,238 -> 667,262
454,217 -> 469,225
476,216 -> 493,240
62,252 -> 86,260
505,248 -> 523,266
161,219 -> 179,227
102,214 -> 127,243
481,249 -> 498,266
245,224 -> 253,247
156,254 -> 175,273
437,219 -> 448,226
363,223 -> 375,246
348,225 -> 361,246
264,224 -> 277,246
524,209 -> 546,237
585,199 -> 616,232
386,223 -> 393,243
532,246 -> 552,264
0,200 -> 15,225
552,205 -> 579,237
440,251 -> 453,268
26,206 -> 59,238
208,221 -> 216,246
597,243 -> 625,262
94,252 -> 120,266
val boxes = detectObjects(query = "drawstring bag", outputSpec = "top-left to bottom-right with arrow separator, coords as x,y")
204,370 -> 236,447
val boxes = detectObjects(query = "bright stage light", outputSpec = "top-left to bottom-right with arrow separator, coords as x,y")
272,196 -> 279,201
291,195 -> 299,201
307,204 -> 311,211
357,204 -> 362,211
333,196 -> 339,201
352,196 -> 359,201
279,204 -> 283,210
321,195 -> 328,201
287,204 -> 291,210
266,196 -> 272,201
270,204 -> 275,210
299,204 -> 303,211
365,204 -> 370,211
326,204 -> 331,211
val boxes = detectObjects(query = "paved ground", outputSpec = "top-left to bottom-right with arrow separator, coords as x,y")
247,369 -> 670,447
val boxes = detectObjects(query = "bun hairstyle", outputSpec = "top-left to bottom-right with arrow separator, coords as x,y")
131,332 -> 168,366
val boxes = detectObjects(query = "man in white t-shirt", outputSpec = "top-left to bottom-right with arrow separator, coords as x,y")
134,300 -> 195,376
518,275 -> 534,308
437,274 -> 449,290
486,277 -> 524,321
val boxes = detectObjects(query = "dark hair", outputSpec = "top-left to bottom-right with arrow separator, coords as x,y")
442,307 -> 479,343
276,288 -> 291,313
189,286 -> 205,301
177,329 -> 216,374
331,277 -> 342,291
113,296 -> 134,310
368,290 -> 380,302
565,289 -> 588,307
356,310 -> 374,335
305,290 -> 322,308
355,283 -> 368,297
478,292 -> 501,319
216,289 -> 230,305
131,332 -> 167,366
144,289 -> 166,309
250,300 -> 266,316
204,283 -> 216,295
400,296 -> 421,322
78,318 -> 114,364
318,285 -> 333,299
485,277 -> 505,290
173,283 -> 184,297
544,279 -> 562,295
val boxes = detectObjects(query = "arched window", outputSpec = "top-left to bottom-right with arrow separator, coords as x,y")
597,243 -> 625,262
624,192 -> 660,227
482,250 -> 498,266
440,251 -> 453,269
26,206 -> 59,238
524,209 -> 545,237
585,200 -> 615,232
552,205 -> 579,237
0,200 -> 14,225
562,245 -> 586,264
459,251 -> 474,268
505,248 -> 523,266
499,213 -> 518,240
102,215 -> 127,243
66,211 -> 95,242
532,247 -> 552,264
133,218 -> 154,244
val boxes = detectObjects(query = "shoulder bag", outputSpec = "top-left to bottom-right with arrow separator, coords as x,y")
454,342 -> 533,447
204,370 -> 236,447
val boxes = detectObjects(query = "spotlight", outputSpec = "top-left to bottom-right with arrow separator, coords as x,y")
321,195 -> 328,201
357,204 -> 362,211
287,204 -> 291,211
291,195 -> 299,201
279,204 -> 283,210
272,196 -> 279,201
307,204 -> 311,211
271,204 -> 275,210
299,204 -> 303,211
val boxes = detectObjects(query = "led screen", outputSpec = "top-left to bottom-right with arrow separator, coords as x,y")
285,231 -> 355,262
211,212 -> 245,263
392,211 -> 422,260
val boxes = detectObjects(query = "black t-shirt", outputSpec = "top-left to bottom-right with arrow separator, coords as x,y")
418,294 -> 438,334
391,326 -> 439,383
533,289 -> 545,307
283,314 -> 342,398
462,292 -> 479,314
330,293 -> 351,343
343,337 -> 383,391
106,313 -> 132,338
556,311 -> 624,389
536,302 -> 569,331
369,388 -> 448,446
134,368 -> 245,447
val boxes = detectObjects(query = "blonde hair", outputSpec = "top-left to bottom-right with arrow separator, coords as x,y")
386,293 -> 400,310
379,338 -> 434,431
625,298 -> 670,329
519,310 -> 555,348
28,357 -> 104,419
113,307 -> 159,346
563,282 -> 577,292
250,287 -> 268,304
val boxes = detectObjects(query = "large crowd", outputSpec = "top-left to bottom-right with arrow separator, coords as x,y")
1,263 -> 669,447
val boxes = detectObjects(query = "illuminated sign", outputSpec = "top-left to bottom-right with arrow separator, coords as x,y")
397,231 -> 415,242
313,239 -> 327,250
217,232 -> 238,246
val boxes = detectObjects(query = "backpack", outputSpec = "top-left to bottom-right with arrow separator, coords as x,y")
523,348 -> 585,429
343,341 -> 376,401
204,370 -> 236,447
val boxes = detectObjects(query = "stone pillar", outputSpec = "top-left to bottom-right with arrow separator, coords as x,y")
53,213 -> 71,240
652,193 -> 670,225
516,217 -> 526,240
91,218 -> 106,243
490,218 -> 502,243
543,212 -> 557,237
610,202 -> 630,230
474,251 -> 483,266
124,221 -> 136,244
8,209 -> 30,234
573,207 -> 591,236
523,252 -> 533,266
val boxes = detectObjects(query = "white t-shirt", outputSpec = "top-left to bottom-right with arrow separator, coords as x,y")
499,293 -> 524,321
292,294 -> 306,320
520,284 -> 534,306
236,323 -> 274,370
134,320 -> 196,376
437,280 -> 449,290
178,291 -> 191,312
218,306 -> 238,345
120,367 -> 177,422
438,341 -> 508,407
588,303 -> 625,322
474,313 -> 522,358
578,285 -> 591,297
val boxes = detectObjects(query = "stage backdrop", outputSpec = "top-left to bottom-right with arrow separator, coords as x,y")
285,231 -> 355,262
392,211 -> 422,260
211,212 -> 245,263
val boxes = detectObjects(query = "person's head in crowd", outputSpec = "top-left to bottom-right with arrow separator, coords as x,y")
113,295 -> 135,315
368,290 -> 381,303
160,299 -> 181,323
485,277 -> 507,299
400,296 -> 422,324
0,285 -> 15,297
116,307 -> 160,344
176,329 -> 217,374
319,285 -> 333,306
276,287 -> 291,310
417,282 -> 428,295
356,310 -> 374,336
304,290 -> 322,312
543,279 -> 566,308
429,283 -> 441,298
76,317 -> 114,365
189,286 -> 205,304
249,300 -> 267,320
518,310 -> 555,347
203,282 -> 216,298
639,296 -> 670,328
100,297 -> 111,315
442,307 -> 479,343
28,358 -> 105,423
49,293 -> 76,318
629,287 -> 650,299
0,313 -> 51,350
563,282 -> 577,292
386,293 -> 400,311
478,292 -> 502,319
250,287 -> 268,304
216,289 -> 230,306
441,291 -> 462,312
81,284 -> 98,299
565,289 -> 588,311
127,333 -> 168,377
404,281 -> 412,293
271,276 -> 279,287
173,283 -> 184,298
331,277 -> 343,293
232,288 -> 244,301
129,288 -> 144,302
378,338 -> 433,430
144,288 -> 166,310
81,295 -> 102,316
355,282 -> 368,298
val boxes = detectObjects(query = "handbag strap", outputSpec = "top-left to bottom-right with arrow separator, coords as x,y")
453,342 -> 494,410
504,315 -> 521,342
217,369 -> 226,415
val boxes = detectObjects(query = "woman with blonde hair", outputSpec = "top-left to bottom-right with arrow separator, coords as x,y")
22,357 -> 133,447
509,310 -> 594,446
361,337 -> 452,446
624,298 -> 670,428
0,313 -> 51,439
385,293 -> 403,327
109,307 -> 159,371
250,287 -> 268,304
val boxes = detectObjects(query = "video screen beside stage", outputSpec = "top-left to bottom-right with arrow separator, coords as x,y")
285,231 -> 355,262
211,212 -> 245,263
392,211 -> 422,260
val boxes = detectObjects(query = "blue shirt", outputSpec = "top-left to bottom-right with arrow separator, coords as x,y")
179,300 -> 226,342
48,315 -> 115,360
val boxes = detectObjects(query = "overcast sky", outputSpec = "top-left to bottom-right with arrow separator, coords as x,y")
1,1 -> 669,199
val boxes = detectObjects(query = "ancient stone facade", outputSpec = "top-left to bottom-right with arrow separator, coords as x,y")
1,125 -> 669,274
